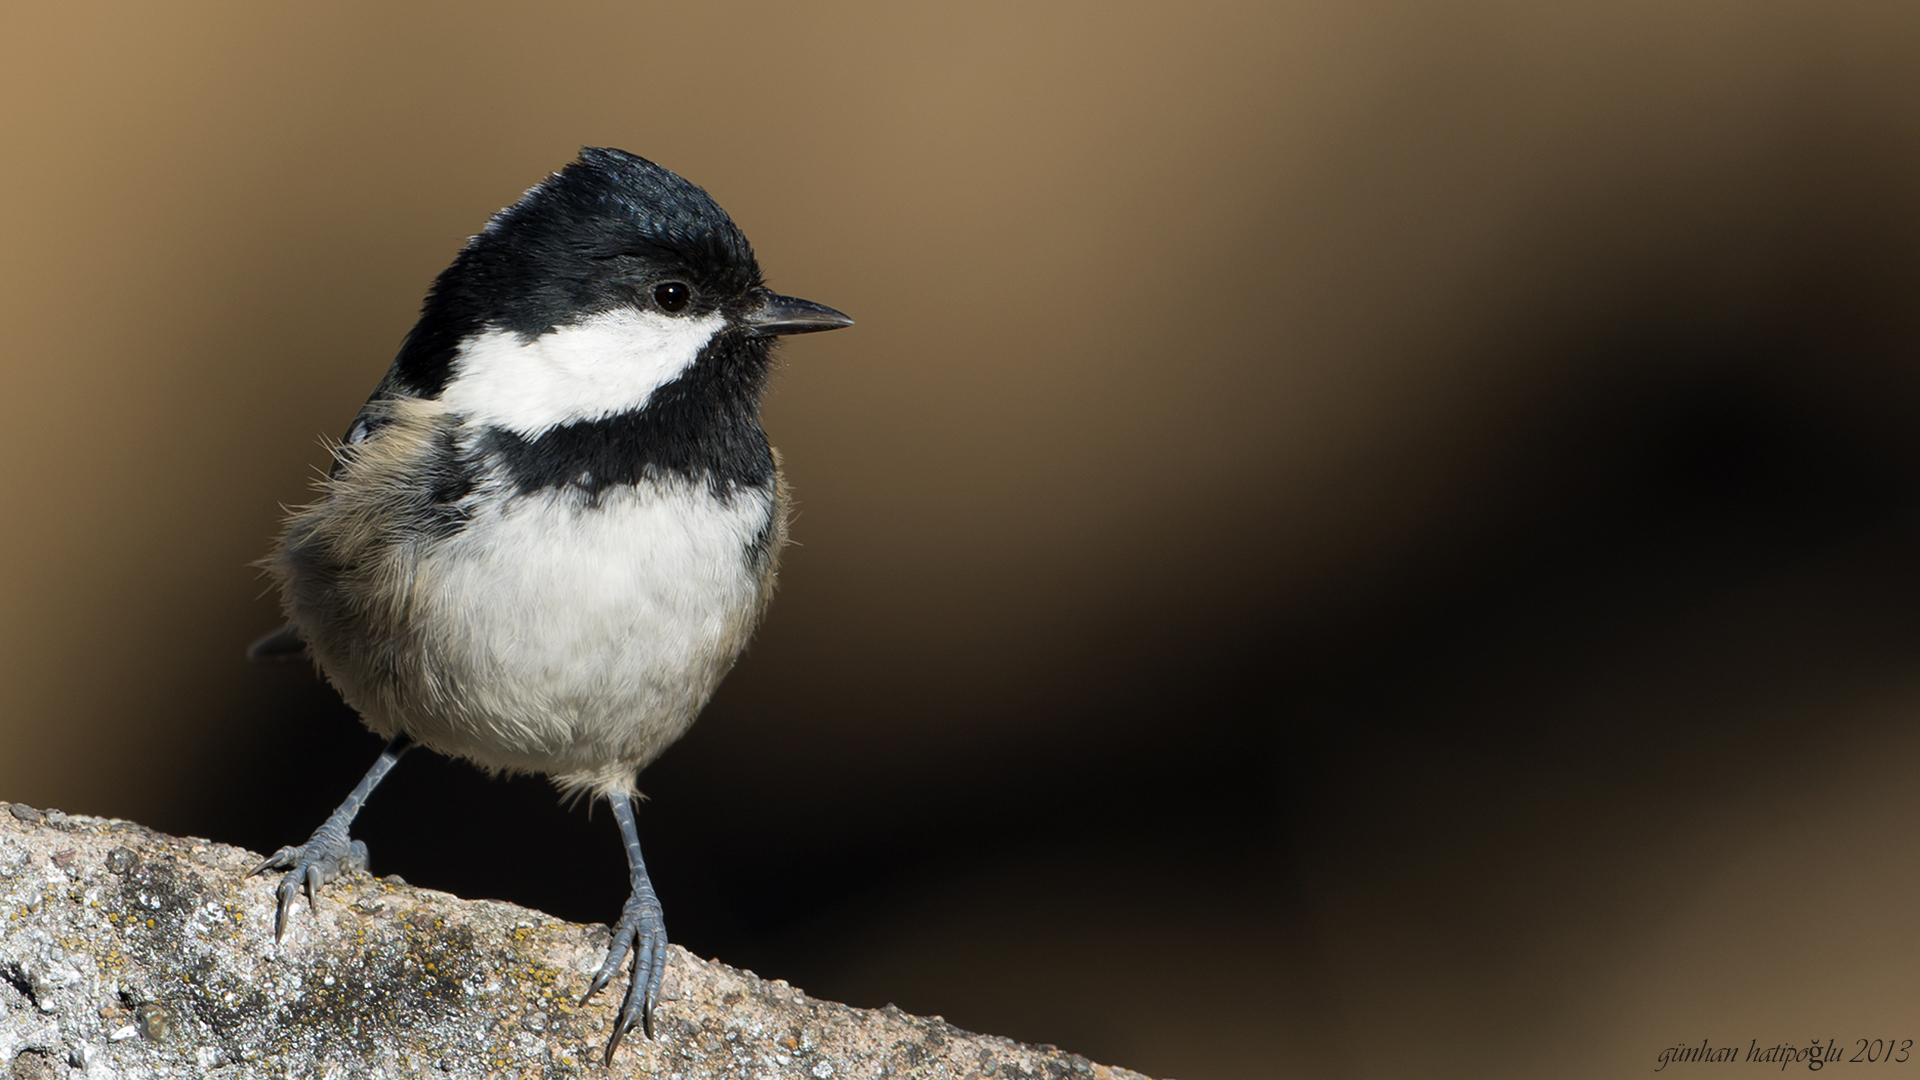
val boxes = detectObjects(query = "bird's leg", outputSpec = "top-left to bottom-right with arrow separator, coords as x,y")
585,793 -> 668,1061
249,736 -> 411,940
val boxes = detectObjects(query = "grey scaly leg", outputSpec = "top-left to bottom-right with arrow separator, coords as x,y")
249,737 -> 411,940
584,794 -> 668,1061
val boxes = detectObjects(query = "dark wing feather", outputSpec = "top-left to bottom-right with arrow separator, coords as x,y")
246,624 -> 307,663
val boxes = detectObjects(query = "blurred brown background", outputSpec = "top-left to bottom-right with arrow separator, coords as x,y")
6,1 -> 1920,1077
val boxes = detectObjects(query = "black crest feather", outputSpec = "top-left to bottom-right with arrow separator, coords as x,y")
386,148 -> 762,399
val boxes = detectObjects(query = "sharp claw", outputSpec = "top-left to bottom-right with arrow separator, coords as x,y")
583,967 -> 614,1005
585,927 -> 634,1004
633,938 -> 657,1038
643,941 -> 665,1039
610,988 -> 644,1062
274,880 -> 297,942
604,1022 -> 628,1066
249,846 -> 293,877
605,983 -> 640,1066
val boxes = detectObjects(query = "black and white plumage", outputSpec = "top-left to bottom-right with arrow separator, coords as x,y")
247,148 -> 851,1060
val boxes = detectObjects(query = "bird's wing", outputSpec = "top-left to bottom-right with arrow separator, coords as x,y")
246,624 -> 308,663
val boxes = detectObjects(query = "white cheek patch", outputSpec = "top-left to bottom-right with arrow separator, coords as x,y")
438,308 -> 728,437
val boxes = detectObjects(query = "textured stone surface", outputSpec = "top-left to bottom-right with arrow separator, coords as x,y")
0,803 -> 1150,1080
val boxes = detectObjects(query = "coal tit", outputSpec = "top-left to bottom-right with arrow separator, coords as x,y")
246,147 -> 851,1060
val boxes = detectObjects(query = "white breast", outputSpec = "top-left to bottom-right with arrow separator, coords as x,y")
393,478 -> 774,792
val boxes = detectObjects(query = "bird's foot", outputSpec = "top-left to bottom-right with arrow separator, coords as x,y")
584,881 -> 667,1061
247,817 -> 368,940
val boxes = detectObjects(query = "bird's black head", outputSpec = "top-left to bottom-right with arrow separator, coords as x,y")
384,148 -> 847,399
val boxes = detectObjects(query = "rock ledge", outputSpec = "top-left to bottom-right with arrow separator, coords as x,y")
0,802 -> 1149,1080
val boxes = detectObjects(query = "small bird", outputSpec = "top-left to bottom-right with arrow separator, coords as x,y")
246,147 -> 851,1061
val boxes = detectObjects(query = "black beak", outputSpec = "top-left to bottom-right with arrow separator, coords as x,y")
743,291 -> 854,336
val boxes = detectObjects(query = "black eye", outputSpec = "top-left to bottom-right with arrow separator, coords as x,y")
652,281 -> 690,313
